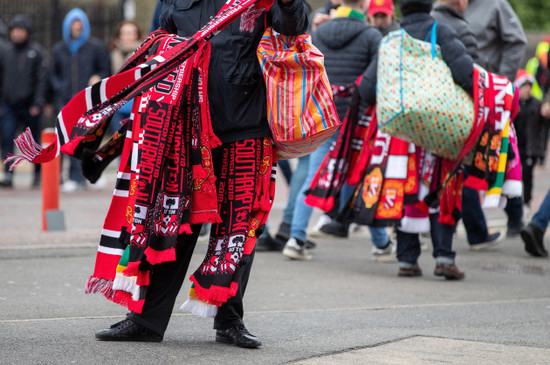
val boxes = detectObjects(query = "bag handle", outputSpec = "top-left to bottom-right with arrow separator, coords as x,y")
424,22 -> 438,58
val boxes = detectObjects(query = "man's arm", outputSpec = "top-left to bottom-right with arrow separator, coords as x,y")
270,0 -> 309,36
496,0 -> 526,80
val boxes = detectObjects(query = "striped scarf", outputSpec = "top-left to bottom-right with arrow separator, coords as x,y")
8,0 -> 276,314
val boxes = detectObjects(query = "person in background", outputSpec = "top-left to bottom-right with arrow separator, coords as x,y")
108,20 -> 144,133
463,0 -> 527,239
367,0 -> 400,35
50,8 -> 110,193
432,0 -> 478,63
282,0 -> 382,260
310,0 -> 342,32
513,70 -> 549,213
0,15 -> 47,188
361,0 -> 474,280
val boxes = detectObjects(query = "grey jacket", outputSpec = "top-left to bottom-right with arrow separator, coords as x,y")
432,5 -> 479,63
464,0 -> 526,80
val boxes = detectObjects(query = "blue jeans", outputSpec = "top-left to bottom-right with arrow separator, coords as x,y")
1,103 -> 41,174
340,182 -> 388,248
531,189 -> 550,233
259,156 -> 307,238
282,155 -> 309,225
462,186 -> 523,244
397,213 -> 455,265
290,133 -> 337,242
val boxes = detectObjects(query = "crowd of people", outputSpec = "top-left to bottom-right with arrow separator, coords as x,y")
1,0 -> 550,348
0,10 -> 144,192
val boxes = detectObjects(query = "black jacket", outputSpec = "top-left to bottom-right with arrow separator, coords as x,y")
514,97 -> 548,158
312,17 -> 381,120
0,40 -> 47,107
360,12 -> 473,105
431,5 -> 479,63
160,0 -> 309,144
50,38 -> 111,107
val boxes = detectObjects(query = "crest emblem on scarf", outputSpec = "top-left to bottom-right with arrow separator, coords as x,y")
240,7 -> 263,33
363,167 -> 383,209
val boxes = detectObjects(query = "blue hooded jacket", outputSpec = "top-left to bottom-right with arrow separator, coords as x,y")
50,8 -> 110,105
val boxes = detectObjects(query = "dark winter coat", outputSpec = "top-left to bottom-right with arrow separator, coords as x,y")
312,17 -> 381,120
431,5 -> 479,63
359,10 -> 474,105
160,0 -> 309,144
50,9 -> 110,107
514,97 -> 548,158
0,41 -> 47,108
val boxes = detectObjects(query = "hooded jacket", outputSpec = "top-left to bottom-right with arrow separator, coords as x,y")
464,0 -> 526,81
432,4 -> 479,63
360,0 -> 473,105
160,0 -> 309,144
0,15 -> 47,107
50,8 -> 110,106
312,14 -> 381,119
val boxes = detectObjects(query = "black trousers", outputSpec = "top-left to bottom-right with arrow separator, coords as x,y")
128,224 -> 255,337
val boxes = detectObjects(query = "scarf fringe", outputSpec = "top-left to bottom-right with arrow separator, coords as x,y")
84,276 -> 115,299
189,212 -> 222,225
180,297 -> 219,318
112,272 -> 141,301
144,246 -> 176,265
189,275 -> 239,306
5,127 -> 44,170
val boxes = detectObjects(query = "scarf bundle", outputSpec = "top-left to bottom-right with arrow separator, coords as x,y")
304,82 -> 374,213
7,0 -> 281,314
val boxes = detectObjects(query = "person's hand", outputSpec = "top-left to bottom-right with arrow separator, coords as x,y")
88,74 -> 102,86
43,103 -> 55,118
312,13 -> 331,32
541,102 -> 550,118
29,105 -> 41,117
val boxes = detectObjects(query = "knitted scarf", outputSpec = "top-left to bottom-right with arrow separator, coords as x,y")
8,0 -> 276,314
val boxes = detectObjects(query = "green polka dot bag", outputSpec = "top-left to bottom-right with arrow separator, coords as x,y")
376,23 -> 474,161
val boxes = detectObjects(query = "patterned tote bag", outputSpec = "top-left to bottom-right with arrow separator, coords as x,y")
376,23 -> 474,161
257,27 -> 341,159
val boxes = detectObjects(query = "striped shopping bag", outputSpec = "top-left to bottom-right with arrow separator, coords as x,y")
257,27 -> 341,159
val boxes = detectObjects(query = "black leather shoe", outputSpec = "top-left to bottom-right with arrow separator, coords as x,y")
521,223 -> 548,258
216,324 -> 261,348
95,319 -> 162,342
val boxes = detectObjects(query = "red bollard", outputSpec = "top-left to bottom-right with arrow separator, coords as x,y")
41,129 -> 61,231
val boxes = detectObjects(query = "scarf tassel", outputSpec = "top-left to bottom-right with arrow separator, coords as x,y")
5,127 -> 45,170
84,276 -> 115,299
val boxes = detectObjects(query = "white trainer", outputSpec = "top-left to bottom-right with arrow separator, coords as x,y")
282,238 -> 312,261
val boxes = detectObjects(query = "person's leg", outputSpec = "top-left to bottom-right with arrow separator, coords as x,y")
522,156 -> 535,207
279,155 -> 309,233
23,106 -> 42,186
369,226 -> 389,248
209,138 -> 273,348
505,197 -> 524,237
288,134 -> 336,243
127,226 -> 201,337
531,189 -> 550,233
214,250 -> 255,330
0,103 -> 18,185
278,159 -> 293,186
396,229 -> 422,276
430,213 -> 456,264
283,134 -> 336,259
462,186 -> 489,244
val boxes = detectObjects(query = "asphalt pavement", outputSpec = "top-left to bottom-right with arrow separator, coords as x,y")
1,160 -> 550,364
